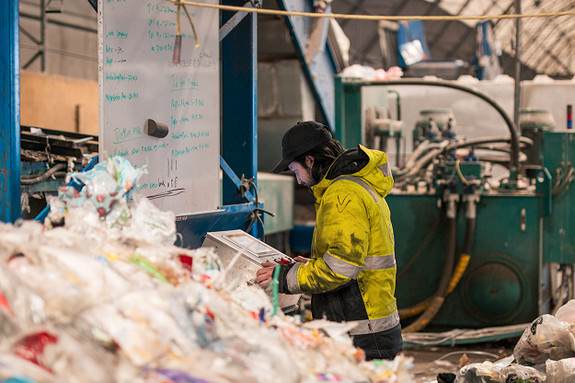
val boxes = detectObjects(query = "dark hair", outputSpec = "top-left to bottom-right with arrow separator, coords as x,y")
293,137 -> 345,183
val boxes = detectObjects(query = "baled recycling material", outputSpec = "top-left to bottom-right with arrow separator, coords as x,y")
0,156 -> 413,383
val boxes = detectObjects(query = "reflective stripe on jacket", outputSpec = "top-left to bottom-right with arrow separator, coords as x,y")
285,145 -> 399,335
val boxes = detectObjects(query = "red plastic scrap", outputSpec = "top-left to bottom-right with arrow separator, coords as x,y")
0,291 -> 15,316
177,254 -> 194,273
13,331 -> 59,372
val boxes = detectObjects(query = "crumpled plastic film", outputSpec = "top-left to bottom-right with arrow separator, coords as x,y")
0,156 -> 415,383
122,197 -> 176,246
51,156 -> 146,229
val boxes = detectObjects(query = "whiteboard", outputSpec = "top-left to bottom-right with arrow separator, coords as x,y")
98,0 -> 220,215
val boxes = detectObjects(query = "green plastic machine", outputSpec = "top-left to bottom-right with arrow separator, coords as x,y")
333,76 -> 575,330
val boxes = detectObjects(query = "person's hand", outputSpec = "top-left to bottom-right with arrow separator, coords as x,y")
292,256 -> 310,263
256,262 -> 277,288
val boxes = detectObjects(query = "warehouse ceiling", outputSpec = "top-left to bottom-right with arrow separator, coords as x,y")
17,0 -> 575,82
331,0 -> 575,80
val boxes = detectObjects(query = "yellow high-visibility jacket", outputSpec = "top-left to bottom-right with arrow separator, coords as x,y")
283,145 -> 399,337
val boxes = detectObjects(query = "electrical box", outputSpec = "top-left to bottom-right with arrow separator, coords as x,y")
202,229 -> 301,312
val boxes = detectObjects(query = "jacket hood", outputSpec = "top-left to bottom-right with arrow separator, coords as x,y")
312,145 -> 394,200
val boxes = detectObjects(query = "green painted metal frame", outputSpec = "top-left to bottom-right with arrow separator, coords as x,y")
390,193 -> 543,328
332,76 -> 572,328
541,131 -> 575,263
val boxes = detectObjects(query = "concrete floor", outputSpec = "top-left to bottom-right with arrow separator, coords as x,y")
402,342 -> 515,382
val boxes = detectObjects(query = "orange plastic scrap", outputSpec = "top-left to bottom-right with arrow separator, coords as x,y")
353,347 -> 365,364
278,323 -> 322,350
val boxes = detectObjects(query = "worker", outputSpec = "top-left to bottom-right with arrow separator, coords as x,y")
256,121 -> 402,360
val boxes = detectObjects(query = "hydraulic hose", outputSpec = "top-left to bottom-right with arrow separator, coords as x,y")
362,79 -> 520,181
445,136 -> 533,152
395,136 -> 532,183
394,140 -> 431,175
446,199 -> 476,296
401,196 -> 477,332
395,141 -> 450,181
402,196 -> 458,333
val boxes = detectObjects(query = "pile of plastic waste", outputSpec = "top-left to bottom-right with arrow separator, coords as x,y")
0,156 -> 414,383
451,300 -> 575,383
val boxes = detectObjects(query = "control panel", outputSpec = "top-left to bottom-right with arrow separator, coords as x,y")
201,229 -> 301,312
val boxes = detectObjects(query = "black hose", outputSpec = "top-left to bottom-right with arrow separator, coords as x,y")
357,79 -> 520,179
401,199 -> 477,332
402,211 -> 458,332
462,217 -> 476,256
446,136 -> 533,152
437,216 -> 457,297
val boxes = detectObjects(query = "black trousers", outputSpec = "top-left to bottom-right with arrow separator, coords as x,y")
352,323 -> 403,361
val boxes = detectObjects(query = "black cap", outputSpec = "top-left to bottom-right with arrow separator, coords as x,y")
272,121 -> 332,173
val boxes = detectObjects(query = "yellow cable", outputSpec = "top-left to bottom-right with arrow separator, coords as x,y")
455,159 -> 471,186
169,1 -> 575,22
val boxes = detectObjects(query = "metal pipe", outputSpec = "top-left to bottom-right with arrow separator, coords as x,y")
40,0 -> 46,71
513,0 -> 521,180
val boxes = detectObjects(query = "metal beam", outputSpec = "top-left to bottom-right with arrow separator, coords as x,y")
391,0 -> 412,17
277,0 -> 336,128
221,0 -> 258,206
338,0 -> 367,28
423,0 -> 442,16
445,0 -> 500,59
0,0 -> 21,223
425,0 -> 472,52
19,11 -> 98,33
219,1 -> 257,41
493,2 -> 516,28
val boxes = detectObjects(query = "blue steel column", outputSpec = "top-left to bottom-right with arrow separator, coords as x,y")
221,0 -> 257,206
0,0 -> 21,223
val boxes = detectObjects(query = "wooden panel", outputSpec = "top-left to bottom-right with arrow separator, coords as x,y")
20,70 -> 98,135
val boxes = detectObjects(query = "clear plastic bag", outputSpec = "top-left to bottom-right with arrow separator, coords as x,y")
513,314 -> 575,365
